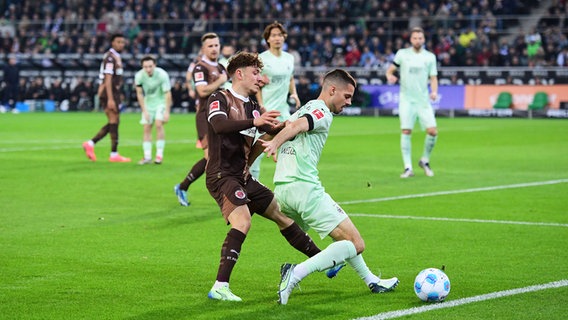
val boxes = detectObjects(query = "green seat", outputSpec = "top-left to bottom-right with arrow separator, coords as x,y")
493,92 -> 512,109
528,91 -> 548,110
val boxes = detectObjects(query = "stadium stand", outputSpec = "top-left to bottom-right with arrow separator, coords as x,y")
0,0 -> 567,112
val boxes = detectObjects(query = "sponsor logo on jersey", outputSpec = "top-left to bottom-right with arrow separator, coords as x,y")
209,100 -> 220,112
235,189 -> 246,199
239,127 -> 256,138
195,72 -> 204,81
105,63 -> 114,72
311,109 -> 325,120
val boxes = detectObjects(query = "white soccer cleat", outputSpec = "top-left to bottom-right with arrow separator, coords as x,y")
138,158 -> 152,165
369,277 -> 399,293
418,160 -> 434,177
207,285 -> 242,302
278,263 -> 299,305
400,168 -> 415,178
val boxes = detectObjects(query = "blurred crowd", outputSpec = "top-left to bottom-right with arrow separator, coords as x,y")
1,0 -> 568,111
1,0 -> 567,68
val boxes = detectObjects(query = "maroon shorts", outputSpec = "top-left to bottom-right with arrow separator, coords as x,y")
100,93 -> 121,111
206,174 -> 274,223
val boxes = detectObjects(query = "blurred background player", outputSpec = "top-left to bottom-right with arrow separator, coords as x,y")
82,33 -> 130,162
134,55 -> 172,164
250,21 -> 300,180
1,56 -> 20,114
218,44 -> 235,70
386,27 -> 438,178
174,33 -> 228,206
218,44 -> 235,89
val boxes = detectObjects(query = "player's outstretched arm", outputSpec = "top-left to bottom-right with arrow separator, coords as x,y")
262,116 -> 309,160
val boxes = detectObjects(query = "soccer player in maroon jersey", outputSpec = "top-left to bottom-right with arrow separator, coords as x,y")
174,33 -> 227,206
203,52 -> 338,301
82,33 -> 131,162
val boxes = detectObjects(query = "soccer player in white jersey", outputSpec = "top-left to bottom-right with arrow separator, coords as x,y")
262,69 -> 399,305
250,21 -> 301,180
386,27 -> 439,178
134,55 -> 172,164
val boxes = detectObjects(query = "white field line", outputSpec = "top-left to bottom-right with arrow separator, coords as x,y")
349,213 -> 568,228
339,179 -> 568,205
0,139 -> 195,153
352,279 -> 568,320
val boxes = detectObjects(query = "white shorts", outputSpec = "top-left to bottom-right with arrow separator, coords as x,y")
275,181 -> 348,239
140,106 -> 166,125
398,101 -> 437,130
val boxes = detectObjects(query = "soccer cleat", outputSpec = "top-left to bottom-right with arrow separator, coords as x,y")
278,263 -> 299,305
109,154 -> 131,162
82,141 -> 96,161
207,286 -> 242,302
154,156 -> 163,164
326,262 -> 346,278
418,160 -> 434,177
369,277 -> 400,293
400,168 -> 414,178
138,158 -> 152,165
174,184 -> 189,206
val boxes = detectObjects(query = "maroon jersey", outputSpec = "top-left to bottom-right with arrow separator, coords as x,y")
206,88 -> 262,179
98,48 -> 124,102
192,58 -> 227,112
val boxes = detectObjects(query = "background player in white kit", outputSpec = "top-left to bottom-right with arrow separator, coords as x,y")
386,27 -> 439,178
134,55 -> 172,164
250,21 -> 301,180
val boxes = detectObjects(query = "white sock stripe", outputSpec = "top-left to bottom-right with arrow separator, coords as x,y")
339,179 -> 568,205
349,213 -> 568,228
352,279 -> 568,320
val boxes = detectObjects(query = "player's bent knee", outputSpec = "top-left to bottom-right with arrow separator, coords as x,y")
352,237 -> 366,254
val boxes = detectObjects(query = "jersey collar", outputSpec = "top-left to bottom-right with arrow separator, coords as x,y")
110,48 -> 121,58
228,88 -> 249,102
201,55 -> 218,66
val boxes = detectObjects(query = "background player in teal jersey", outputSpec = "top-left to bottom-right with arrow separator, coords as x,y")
134,55 -> 172,164
250,21 -> 300,180
262,69 -> 399,305
386,27 -> 438,178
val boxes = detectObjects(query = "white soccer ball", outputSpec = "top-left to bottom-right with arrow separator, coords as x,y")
414,268 -> 451,302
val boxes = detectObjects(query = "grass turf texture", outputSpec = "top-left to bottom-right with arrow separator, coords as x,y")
1,112 -> 567,320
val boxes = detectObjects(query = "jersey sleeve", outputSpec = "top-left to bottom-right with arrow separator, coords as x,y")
160,69 -> 172,92
393,49 -> 403,67
193,64 -> 208,87
302,102 -> 330,132
134,70 -> 143,86
428,53 -> 438,77
104,55 -> 115,74
207,90 -> 228,122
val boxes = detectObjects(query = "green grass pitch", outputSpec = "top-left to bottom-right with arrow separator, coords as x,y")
1,112 -> 567,320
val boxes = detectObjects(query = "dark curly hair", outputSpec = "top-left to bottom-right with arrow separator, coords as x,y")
227,52 -> 264,77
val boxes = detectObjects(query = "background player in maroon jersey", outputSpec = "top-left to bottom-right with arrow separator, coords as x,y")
174,33 -> 227,206
82,33 -> 131,162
